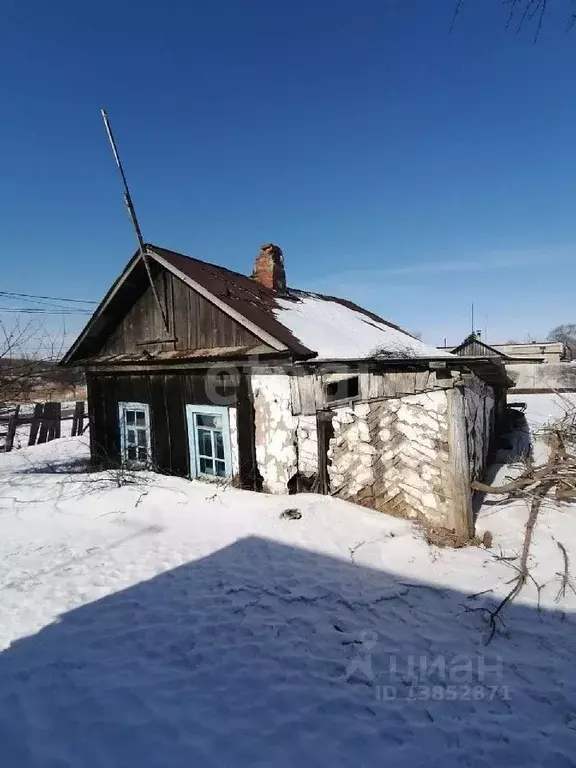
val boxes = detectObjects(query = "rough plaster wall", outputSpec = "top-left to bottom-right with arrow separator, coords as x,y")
328,392 -> 454,526
228,406 -> 239,479
251,374 -> 297,493
463,379 -> 494,482
296,415 -> 318,474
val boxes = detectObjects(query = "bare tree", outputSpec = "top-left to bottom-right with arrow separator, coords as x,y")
452,0 -> 576,38
548,323 -> 576,359
0,317 -> 69,409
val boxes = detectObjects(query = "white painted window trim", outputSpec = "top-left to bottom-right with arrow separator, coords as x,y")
186,404 -> 232,481
118,401 -> 152,467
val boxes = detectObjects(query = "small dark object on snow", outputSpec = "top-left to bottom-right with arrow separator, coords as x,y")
482,530 -> 493,549
280,508 -> 302,520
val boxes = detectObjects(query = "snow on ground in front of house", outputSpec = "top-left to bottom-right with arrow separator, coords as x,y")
1,398 -> 576,766
274,295 -> 453,360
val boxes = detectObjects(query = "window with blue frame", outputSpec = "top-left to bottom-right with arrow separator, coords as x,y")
186,405 -> 232,479
118,402 -> 152,466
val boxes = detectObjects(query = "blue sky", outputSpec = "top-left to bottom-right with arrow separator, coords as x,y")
2,0 -> 576,349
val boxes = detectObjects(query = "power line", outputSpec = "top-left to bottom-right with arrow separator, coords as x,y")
0,290 -> 97,305
0,307 -> 92,315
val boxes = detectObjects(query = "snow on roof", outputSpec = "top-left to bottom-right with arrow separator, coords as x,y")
274,294 -> 454,361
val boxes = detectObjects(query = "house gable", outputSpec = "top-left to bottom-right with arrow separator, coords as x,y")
450,338 -> 509,359
64,256 -> 275,364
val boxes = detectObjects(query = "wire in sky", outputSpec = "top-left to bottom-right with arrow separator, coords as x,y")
0,290 -> 97,305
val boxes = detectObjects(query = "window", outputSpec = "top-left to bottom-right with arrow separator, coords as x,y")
325,375 -> 359,404
186,405 -> 232,480
118,402 -> 151,465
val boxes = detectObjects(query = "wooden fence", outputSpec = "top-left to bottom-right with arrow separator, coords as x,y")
0,401 -> 88,453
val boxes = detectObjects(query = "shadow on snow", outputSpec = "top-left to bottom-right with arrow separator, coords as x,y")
0,536 -> 575,767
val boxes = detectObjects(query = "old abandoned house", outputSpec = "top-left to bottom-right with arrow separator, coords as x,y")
61,244 -> 511,537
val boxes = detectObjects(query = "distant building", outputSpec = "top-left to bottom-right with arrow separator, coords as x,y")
439,336 -> 568,365
438,335 -> 575,393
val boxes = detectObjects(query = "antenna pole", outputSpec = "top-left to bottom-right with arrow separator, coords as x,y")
471,302 -> 474,336
101,109 -> 146,252
100,109 -> 170,335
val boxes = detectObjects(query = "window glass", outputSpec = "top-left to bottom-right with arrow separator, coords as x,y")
200,457 -> 214,474
126,411 -> 135,425
196,414 -> 221,429
198,429 -> 213,457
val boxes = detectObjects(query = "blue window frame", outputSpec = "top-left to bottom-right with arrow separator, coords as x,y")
186,405 -> 232,480
118,402 -> 151,466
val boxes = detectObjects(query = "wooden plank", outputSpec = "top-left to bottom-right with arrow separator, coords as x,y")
71,401 -> 82,436
38,402 -> 55,444
237,371 -> 260,490
359,373 -> 371,400
28,403 -> 43,446
51,402 -> 62,440
150,374 -> 171,472
165,374 -> 188,477
4,405 -> 20,452
446,388 -> 473,539
298,375 -> 317,416
316,410 -> 334,495
289,375 -> 302,416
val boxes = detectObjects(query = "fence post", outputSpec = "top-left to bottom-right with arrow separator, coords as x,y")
38,402 -> 52,444
5,405 -> 20,453
28,403 -> 43,446
72,401 -> 85,437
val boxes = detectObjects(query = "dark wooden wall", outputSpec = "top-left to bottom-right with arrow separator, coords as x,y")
100,265 -> 260,356
87,369 -> 258,488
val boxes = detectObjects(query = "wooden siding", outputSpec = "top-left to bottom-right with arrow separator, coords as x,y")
99,263 -> 261,357
86,370 -> 258,488
452,340 -> 502,358
290,369 -> 459,416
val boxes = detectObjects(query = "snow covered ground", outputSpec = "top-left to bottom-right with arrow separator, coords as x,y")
0,395 -> 575,766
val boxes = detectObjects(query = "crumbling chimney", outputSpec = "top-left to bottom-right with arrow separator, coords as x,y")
251,243 -> 286,292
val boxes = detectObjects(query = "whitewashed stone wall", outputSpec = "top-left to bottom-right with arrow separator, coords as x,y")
328,402 -> 376,502
251,369 -> 496,533
296,414 -> 318,474
328,392 -> 453,525
251,373 -> 298,493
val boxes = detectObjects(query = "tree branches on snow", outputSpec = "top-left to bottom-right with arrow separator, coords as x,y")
471,402 -> 576,641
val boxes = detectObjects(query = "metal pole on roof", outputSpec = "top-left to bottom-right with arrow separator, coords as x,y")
100,109 -> 170,336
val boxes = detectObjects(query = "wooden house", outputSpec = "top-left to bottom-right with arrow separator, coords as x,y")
62,244 -> 511,537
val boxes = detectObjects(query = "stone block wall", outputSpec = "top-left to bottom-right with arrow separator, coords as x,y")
328,392 -> 454,527
251,369 -> 497,533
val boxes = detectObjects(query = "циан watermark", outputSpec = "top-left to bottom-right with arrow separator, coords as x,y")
343,630 -> 511,702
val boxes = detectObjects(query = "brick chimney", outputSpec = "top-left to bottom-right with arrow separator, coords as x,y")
251,243 -> 286,292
